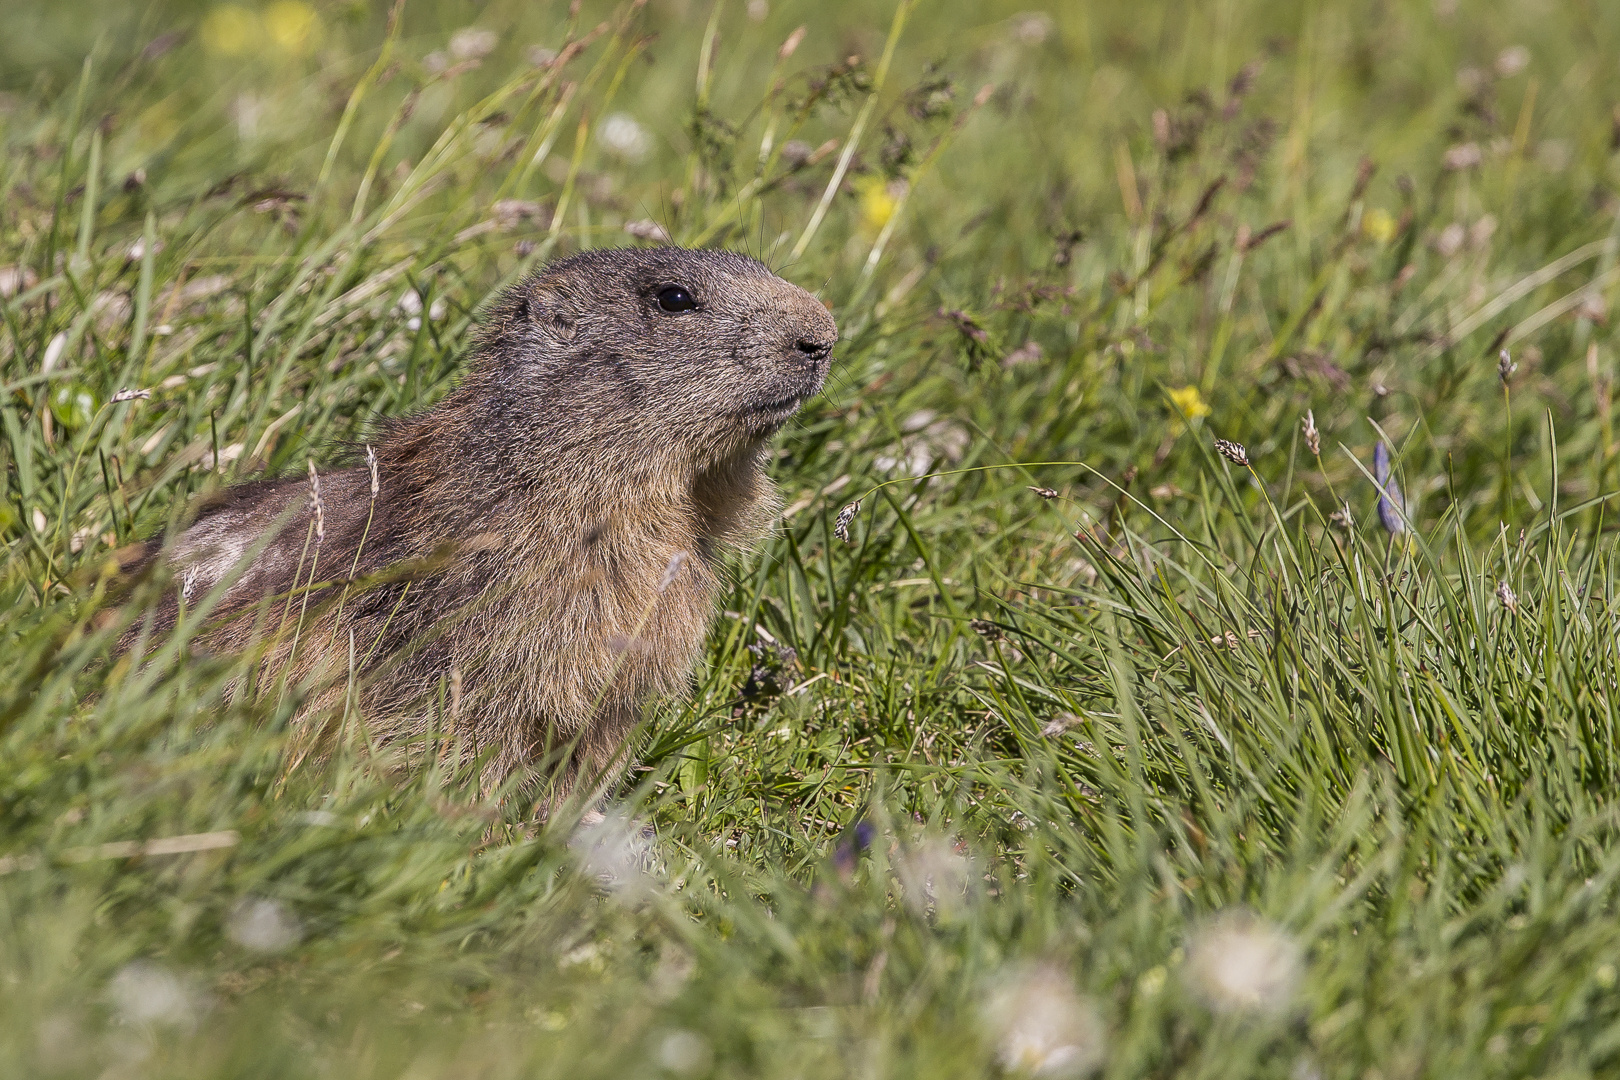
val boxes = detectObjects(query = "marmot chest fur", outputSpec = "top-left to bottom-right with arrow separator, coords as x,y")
135,246 -> 837,803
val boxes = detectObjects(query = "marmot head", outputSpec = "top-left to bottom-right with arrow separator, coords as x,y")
478,247 -> 838,471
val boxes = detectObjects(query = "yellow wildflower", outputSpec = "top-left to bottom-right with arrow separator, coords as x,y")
265,1 -> 320,55
201,5 -> 258,57
1169,385 -> 1212,421
1361,208 -> 1397,244
857,176 -> 903,234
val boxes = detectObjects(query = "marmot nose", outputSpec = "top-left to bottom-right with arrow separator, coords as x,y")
794,337 -> 833,362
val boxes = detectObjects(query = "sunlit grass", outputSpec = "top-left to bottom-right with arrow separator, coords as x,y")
5,0 -> 1620,1076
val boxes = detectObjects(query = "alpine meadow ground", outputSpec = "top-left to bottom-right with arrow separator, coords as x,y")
5,0 -> 1620,1076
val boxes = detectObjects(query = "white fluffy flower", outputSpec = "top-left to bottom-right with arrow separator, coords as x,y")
227,897 -> 303,953
599,113 -> 651,162
982,964 -> 1106,1076
1009,12 -> 1055,45
1185,910 -> 1302,1015
655,1029 -> 713,1075
896,836 -> 975,916
570,810 -> 656,897
397,289 -> 447,331
107,962 -> 202,1029
1495,46 -> 1530,77
449,28 -> 497,62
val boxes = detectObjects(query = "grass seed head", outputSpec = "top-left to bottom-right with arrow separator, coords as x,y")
624,218 -> 672,243
1214,438 -> 1250,467
658,551 -> 690,592
1028,485 -> 1059,500
1041,712 -> 1079,737
1498,348 -> 1518,386
777,25 -> 807,61
306,459 -> 325,544
1302,410 -> 1320,456
110,387 -> 151,403
1496,580 -> 1518,613
834,500 -> 861,543
365,443 -> 379,498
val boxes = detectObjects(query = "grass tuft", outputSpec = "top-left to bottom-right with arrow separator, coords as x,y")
5,0 -> 1620,1075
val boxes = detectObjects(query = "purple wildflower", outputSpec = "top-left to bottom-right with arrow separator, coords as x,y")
1374,441 -> 1406,535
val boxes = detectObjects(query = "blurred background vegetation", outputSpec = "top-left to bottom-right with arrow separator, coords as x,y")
6,0 -> 1620,1077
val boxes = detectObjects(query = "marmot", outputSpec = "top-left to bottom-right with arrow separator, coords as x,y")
128,247 -> 837,805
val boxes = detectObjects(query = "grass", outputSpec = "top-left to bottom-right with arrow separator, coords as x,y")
5,0 -> 1620,1075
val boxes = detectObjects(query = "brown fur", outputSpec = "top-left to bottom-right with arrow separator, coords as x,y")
125,247 -> 837,804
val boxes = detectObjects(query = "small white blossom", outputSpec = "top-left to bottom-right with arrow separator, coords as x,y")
0,264 -> 38,298
227,897 -> 303,953
1185,910 -> 1302,1015
1435,222 -> 1466,258
982,964 -> 1106,1076
449,27 -> 497,61
599,113 -> 651,162
397,289 -> 446,330
656,1029 -> 714,1076
1442,143 -> 1482,171
125,237 -> 163,263
107,962 -> 202,1029
1009,12 -> 1055,45
1495,46 -> 1530,77
896,836 -> 976,917
42,331 -> 67,373
294,809 -> 342,827
570,810 -> 656,897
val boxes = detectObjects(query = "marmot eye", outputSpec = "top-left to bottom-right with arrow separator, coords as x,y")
655,285 -> 698,313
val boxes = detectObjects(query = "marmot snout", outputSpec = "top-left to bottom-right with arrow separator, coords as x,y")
128,246 -> 838,806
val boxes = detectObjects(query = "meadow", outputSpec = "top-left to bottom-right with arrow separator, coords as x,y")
4,0 -> 1620,1075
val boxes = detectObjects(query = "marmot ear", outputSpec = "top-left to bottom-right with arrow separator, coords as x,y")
526,281 -> 577,344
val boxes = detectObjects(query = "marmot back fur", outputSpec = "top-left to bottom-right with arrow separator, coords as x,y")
129,247 -> 837,804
